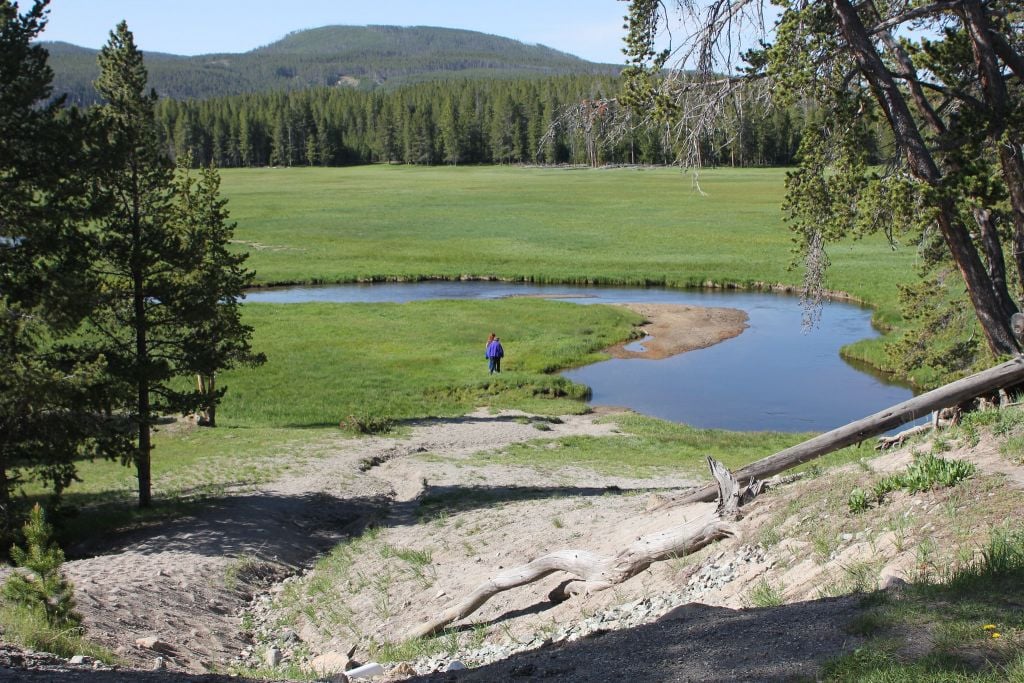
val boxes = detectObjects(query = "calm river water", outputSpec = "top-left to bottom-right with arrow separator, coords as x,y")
244,282 -> 914,433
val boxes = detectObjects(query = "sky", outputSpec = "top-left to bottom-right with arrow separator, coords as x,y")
34,0 -> 634,65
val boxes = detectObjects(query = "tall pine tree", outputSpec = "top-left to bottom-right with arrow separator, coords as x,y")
88,22 -> 261,508
0,0 -> 112,541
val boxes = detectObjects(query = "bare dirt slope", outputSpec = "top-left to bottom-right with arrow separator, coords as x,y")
240,418 -> 1024,681
1,411 -> 1022,682
55,411 -> 626,673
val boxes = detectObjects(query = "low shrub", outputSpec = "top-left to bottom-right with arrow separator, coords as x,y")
855,454 -> 976,509
339,414 -> 395,435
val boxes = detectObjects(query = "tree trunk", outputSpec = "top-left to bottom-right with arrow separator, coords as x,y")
832,0 -> 1019,357
133,216 -> 151,508
877,27 -> 1019,323
664,356 -> 1024,507
959,0 -> 1024,297
408,457 -> 761,639
196,373 -> 216,427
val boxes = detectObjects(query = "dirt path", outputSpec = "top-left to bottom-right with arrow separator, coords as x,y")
60,410 -> 630,673
4,413 -> 1022,681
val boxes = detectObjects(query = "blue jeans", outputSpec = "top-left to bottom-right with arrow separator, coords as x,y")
488,357 -> 501,373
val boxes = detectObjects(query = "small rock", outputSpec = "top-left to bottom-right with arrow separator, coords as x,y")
880,574 -> 908,591
446,660 -> 467,671
135,636 -> 171,652
309,651 -> 349,675
152,656 -> 166,671
390,662 -> 417,677
69,655 -> 91,665
265,647 -> 282,667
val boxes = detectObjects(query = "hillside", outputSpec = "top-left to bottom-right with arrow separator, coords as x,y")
42,25 -> 622,106
0,405 -> 1021,680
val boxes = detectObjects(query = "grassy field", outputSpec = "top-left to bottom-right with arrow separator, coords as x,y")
222,166 -> 915,326
220,298 -> 641,427
27,298 -> 643,517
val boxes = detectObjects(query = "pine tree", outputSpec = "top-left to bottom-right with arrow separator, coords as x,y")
88,22 -> 262,508
0,0 -> 113,541
4,505 -> 80,628
170,157 -> 265,428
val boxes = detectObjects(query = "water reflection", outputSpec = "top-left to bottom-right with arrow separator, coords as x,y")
244,282 -> 914,432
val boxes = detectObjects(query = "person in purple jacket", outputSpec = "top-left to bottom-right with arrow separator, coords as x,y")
486,335 -> 504,374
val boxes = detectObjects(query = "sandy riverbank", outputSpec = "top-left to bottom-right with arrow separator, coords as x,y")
608,303 -> 748,360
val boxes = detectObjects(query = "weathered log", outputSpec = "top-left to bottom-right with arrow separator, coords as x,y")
666,356 -> 1024,507
408,457 -> 759,639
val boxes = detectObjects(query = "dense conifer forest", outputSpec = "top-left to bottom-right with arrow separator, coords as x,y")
152,76 -> 827,168
44,24 -> 886,169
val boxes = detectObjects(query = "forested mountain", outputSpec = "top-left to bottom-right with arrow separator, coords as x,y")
43,25 -> 622,106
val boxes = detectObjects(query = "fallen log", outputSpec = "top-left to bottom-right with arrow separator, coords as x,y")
664,356 -> 1024,507
408,457 -> 761,639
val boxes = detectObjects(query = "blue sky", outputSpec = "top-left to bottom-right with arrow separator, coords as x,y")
35,0 -> 632,64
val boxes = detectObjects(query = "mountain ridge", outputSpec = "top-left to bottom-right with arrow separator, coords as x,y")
42,24 -> 621,105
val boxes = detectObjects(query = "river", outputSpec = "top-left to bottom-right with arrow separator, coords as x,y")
244,282 -> 914,432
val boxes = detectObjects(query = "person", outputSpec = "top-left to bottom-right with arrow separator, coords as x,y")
486,335 -> 504,374
485,332 -> 496,372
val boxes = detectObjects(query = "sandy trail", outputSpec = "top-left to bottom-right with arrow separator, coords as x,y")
62,411 -> 635,673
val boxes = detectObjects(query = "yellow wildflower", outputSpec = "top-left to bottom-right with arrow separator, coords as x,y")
992,632 -> 1002,639
983,624 -> 997,630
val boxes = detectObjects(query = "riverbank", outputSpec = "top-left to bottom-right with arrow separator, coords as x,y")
221,167 -> 911,324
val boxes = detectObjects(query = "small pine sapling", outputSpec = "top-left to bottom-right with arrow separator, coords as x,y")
4,505 -> 80,628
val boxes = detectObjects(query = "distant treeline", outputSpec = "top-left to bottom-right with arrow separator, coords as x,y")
153,75 -> 864,168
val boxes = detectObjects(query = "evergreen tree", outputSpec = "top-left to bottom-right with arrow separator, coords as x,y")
170,157 -> 264,428
0,0 -> 112,541
88,22 -> 261,508
4,504 -> 79,627
622,0 -> 1024,369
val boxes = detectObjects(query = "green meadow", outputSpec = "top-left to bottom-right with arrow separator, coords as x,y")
50,165 -> 918,520
222,299 -> 641,427
222,165 -> 914,325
